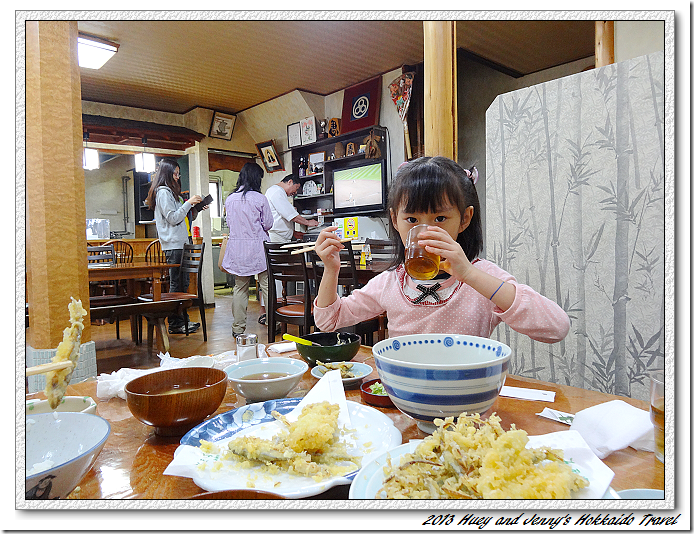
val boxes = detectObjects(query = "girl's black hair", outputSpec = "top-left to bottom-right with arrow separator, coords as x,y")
146,158 -> 181,210
234,161 -> 264,196
386,156 -> 483,268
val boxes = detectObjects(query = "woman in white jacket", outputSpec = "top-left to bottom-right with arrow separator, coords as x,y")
146,158 -> 205,334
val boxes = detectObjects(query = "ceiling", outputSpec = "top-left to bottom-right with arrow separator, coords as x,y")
77,20 -> 596,116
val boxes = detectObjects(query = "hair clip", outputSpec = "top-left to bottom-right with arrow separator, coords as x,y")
464,166 -> 478,185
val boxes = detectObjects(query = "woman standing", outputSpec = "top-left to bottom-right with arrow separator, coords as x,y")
221,162 -> 273,336
146,158 -> 204,334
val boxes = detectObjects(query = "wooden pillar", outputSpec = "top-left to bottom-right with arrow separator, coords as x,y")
26,21 -> 91,347
595,21 -> 615,68
423,21 -> 457,161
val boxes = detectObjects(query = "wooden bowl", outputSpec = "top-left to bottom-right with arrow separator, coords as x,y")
124,367 -> 227,437
190,489 -> 287,499
360,378 -> 395,408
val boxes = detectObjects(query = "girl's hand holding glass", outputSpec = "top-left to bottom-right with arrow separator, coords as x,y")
416,225 -> 473,283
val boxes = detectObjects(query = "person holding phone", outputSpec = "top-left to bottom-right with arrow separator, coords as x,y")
146,158 -> 208,334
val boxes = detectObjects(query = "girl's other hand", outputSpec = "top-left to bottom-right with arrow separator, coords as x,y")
314,226 -> 343,272
189,195 -> 203,205
417,226 -> 473,283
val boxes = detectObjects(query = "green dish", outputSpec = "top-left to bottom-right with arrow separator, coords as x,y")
295,332 -> 361,366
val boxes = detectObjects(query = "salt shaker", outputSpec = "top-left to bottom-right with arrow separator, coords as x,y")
236,333 -> 259,361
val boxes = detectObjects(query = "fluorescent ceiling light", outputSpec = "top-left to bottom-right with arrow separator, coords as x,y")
83,148 -> 100,170
78,35 -> 118,69
135,152 -> 156,173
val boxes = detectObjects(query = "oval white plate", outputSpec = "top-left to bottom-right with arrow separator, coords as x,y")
350,440 -> 618,500
311,362 -> 373,387
26,396 -> 97,415
177,398 -> 400,499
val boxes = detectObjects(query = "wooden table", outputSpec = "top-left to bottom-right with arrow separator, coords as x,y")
27,345 -> 664,500
88,261 -> 173,302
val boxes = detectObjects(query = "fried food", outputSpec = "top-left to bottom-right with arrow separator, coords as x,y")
378,413 -> 589,499
316,360 -> 355,379
44,298 -> 87,409
198,401 -> 361,483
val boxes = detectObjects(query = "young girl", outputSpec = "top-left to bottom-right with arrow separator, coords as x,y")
146,158 -> 205,334
313,156 -> 569,343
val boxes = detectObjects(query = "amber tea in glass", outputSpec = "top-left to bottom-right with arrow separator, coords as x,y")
405,224 -> 440,280
649,370 -> 665,463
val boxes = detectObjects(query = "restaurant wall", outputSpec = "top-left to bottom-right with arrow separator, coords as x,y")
485,52 -> 665,402
84,154 -> 137,237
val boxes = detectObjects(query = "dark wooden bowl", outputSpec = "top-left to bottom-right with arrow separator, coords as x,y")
190,489 -> 287,499
124,367 -> 227,436
360,378 -> 395,408
294,332 -> 360,366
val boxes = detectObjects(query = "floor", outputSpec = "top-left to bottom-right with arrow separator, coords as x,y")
91,285 -> 289,374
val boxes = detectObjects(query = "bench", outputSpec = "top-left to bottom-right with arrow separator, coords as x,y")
90,300 -> 193,354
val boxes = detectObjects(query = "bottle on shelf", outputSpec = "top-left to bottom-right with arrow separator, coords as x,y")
298,157 -> 306,177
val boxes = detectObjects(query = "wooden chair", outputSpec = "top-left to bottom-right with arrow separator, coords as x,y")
90,300 -> 193,355
365,238 -> 398,263
138,242 -> 207,341
142,239 -> 169,293
309,241 -> 385,346
102,240 -> 134,295
88,244 -> 134,339
264,242 -> 314,342
87,244 -> 115,265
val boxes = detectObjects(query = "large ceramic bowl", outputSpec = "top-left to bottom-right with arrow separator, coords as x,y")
224,357 -> 308,403
25,412 -> 110,500
372,334 -> 512,433
294,332 -> 361,367
124,367 -> 227,436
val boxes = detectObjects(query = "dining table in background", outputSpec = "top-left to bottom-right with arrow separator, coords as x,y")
25,343 -> 664,500
88,261 -> 176,302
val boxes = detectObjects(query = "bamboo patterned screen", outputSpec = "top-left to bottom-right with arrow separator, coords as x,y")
485,52 -> 665,401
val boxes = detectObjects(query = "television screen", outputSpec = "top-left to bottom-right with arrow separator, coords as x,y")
332,160 -> 386,215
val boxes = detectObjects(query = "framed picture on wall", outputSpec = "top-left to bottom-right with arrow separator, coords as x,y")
340,76 -> 382,134
300,116 -> 317,145
287,122 -> 302,149
255,140 -> 284,173
208,111 -> 236,141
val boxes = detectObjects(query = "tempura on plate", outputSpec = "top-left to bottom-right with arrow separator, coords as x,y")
378,412 -> 589,499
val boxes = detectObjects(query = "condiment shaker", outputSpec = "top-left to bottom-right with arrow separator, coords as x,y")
236,333 -> 259,361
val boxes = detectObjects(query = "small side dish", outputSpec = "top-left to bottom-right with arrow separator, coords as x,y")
360,378 -> 395,408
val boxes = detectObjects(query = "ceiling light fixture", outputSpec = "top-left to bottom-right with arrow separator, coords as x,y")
78,33 -> 119,69
134,138 -> 156,173
82,132 -> 100,170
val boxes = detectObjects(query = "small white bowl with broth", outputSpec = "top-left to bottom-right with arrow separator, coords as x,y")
224,357 -> 308,402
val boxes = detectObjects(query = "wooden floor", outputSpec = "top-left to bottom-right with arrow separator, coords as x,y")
90,286 -> 295,374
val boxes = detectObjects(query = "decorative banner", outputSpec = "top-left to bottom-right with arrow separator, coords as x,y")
340,76 -> 382,134
388,72 -> 414,159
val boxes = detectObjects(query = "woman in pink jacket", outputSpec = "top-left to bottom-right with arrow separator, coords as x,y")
313,156 -> 569,343
221,162 -> 273,336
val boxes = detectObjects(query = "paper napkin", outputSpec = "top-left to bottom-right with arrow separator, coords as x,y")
570,400 -> 655,459
500,386 -> 556,402
267,342 -> 297,353
537,407 -> 575,425
286,370 -> 350,426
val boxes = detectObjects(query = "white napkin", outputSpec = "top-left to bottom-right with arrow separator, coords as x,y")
285,370 -> 350,426
267,342 -> 296,353
96,367 -> 156,400
570,400 -> 654,459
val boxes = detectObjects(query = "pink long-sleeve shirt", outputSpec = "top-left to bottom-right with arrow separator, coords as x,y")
313,259 -> 570,343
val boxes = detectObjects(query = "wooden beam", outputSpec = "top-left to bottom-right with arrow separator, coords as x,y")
595,21 -> 615,68
423,21 -> 457,161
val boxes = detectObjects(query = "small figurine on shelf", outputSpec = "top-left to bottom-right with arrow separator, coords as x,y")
318,119 -> 328,139
298,157 -> 307,177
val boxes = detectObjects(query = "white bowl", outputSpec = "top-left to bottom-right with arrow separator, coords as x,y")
372,334 -> 512,433
26,412 -> 110,499
224,357 -> 308,402
26,396 -> 97,415
617,488 -> 665,499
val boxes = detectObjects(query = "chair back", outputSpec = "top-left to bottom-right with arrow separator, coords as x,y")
179,242 -> 205,298
103,239 -> 133,263
145,239 -> 165,262
264,242 -> 312,306
87,244 -> 115,264
309,240 -> 361,295
365,238 -> 397,262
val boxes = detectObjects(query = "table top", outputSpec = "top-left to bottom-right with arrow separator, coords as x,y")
26,345 -> 664,500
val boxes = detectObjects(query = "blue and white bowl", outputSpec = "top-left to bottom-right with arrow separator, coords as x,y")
372,334 -> 512,433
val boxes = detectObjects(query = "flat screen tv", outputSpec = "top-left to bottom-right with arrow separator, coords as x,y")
332,159 -> 387,216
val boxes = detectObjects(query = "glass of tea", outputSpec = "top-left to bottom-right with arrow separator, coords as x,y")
649,369 -> 665,463
405,224 -> 440,280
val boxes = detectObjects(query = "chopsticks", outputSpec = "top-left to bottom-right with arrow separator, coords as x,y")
290,237 -> 355,255
26,361 -> 74,377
